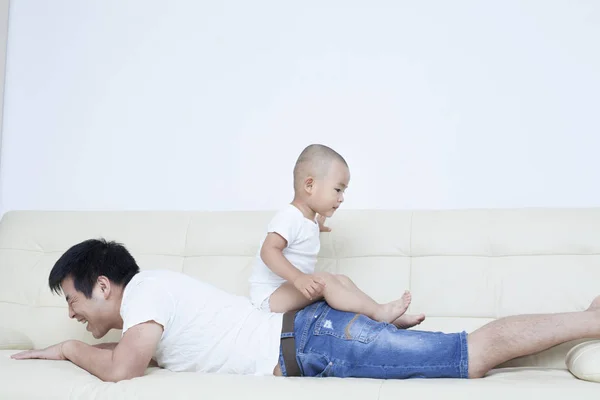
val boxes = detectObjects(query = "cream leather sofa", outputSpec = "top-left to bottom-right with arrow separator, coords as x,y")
1,209 -> 599,399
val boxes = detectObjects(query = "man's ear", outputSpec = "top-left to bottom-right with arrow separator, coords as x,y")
97,276 -> 112,299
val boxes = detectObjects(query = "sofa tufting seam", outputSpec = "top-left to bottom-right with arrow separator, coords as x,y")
376,380 -> 384,400
182,215 -> 193,265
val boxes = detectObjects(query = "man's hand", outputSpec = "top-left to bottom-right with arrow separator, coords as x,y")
11,341 -> 69,361
11,322 -> 162,382
317,214 -> 332,232
293,274 -> 326,300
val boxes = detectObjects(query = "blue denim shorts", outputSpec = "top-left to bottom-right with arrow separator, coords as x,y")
279,301 -> 469,379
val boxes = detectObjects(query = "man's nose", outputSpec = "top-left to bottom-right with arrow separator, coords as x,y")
68,306 -> 75,319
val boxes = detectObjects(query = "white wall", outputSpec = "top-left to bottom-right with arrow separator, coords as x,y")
1,0 -> 599,215
0,0 -> 8,198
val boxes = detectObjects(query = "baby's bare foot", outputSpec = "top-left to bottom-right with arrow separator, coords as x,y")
374,291 -> 411,323
393,313 -> 426,329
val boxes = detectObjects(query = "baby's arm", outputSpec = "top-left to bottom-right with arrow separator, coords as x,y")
260,233 -> 325,300
316,214 -> 331,232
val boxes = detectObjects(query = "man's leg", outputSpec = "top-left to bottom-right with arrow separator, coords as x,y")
292,301 -> 469,379
467,296 -> 600,378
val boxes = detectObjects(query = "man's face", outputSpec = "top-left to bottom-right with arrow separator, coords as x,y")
61,276 -> 114,339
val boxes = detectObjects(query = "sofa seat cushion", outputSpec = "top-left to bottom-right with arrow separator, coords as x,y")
1,351 -> 598,399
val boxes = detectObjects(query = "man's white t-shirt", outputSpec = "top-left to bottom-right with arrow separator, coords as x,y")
120,270 -> 283,375
248,204 -> 320,308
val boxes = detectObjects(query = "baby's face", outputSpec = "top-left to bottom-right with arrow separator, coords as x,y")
311,160 -> 350,217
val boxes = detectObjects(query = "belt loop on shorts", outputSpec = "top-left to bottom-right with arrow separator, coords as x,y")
281,310 -> 301,377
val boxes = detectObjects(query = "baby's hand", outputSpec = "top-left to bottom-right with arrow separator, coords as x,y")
293,274 -> 326,300
317,214 -> 332,232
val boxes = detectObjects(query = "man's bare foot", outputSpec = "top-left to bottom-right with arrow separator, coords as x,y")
393,313 -> 426,329
374,291 -> 411,323
586,295 -> 600,312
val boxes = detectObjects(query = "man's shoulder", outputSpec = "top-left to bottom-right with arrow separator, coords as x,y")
123,270 -> 185,298
128,270 -> 173,286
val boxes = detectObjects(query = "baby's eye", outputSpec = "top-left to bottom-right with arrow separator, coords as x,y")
335,188 -> 341,193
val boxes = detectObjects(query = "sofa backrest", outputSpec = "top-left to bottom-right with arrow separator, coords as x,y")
1,209 -> 599,368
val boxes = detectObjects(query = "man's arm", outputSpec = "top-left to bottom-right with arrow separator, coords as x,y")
64,321 -> 163,382
11,321 -> 162,382
91,343 -> 158,366
92,342 -> 118,350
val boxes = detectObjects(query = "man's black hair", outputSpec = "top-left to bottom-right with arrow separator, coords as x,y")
49,238 -> 140,298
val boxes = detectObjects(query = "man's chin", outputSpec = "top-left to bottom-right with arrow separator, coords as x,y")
90,329 -> 108,339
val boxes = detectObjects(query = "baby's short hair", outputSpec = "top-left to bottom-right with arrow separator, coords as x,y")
293,144 -> 348,191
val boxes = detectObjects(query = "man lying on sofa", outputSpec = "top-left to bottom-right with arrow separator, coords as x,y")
11,239 -> 600,382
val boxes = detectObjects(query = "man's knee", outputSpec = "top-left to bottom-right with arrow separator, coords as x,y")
466,333 -> 490,379
466,352 -> 488,379
467,366 -> 486,379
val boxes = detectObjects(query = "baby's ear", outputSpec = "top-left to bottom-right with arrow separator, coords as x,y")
305,177 -> 315,191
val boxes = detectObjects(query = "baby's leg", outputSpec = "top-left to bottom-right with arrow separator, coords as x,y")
317,272 -> 411,324
268,283 -> 318,313
334,274 -> 424,328
392,313 -> 426,329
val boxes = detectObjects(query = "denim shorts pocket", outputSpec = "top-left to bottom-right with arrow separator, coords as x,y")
316,361 -> 335,377
296,352 -> 334,377
313,307 -> 385,344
